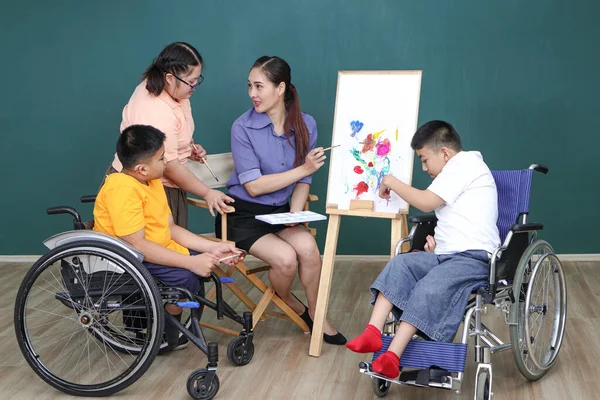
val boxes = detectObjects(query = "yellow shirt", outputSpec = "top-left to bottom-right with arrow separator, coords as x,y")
93,173 -> 189,256
112,81 -> 195,188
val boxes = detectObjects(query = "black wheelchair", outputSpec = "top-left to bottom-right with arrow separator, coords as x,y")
359,164 -> 567,399
14,199 -> 255,399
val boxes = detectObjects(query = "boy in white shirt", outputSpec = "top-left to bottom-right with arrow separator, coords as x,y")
346,120 -> 500,379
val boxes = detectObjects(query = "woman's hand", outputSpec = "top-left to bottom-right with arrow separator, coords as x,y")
303,147 -> 326,174
190,253 -> 220,277
424,235 -> 436,252
210,242 -> 245,266
204,189 -> 235,216
190,139 -> 207,163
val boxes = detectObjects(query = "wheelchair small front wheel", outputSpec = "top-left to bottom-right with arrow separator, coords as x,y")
509,239 -> 567,381
372,377 -> 391,397
475,369 -> 491,400
227,335 -> 254,366
187,368 -> 220,400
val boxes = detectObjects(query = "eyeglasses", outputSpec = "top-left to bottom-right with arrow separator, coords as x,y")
173,73 -> 204,89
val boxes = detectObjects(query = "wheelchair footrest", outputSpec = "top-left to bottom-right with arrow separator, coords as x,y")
177,301 -> 200,308
399,366 -> 452,386
373,335 -> 467,373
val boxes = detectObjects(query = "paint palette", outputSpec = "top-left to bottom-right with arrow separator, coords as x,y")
255,211 -> 327,225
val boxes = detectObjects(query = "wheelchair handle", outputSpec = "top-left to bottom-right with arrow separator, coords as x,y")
46,206 -> 85,230
529,164 -> 548,174
80,195 -> 97,203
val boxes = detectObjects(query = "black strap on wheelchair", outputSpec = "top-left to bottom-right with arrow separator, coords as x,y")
400,366 -> 451,386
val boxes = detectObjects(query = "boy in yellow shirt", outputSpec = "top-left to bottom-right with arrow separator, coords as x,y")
94,124 -> 242,350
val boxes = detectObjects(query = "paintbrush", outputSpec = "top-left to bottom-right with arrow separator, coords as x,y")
219,252 -> 246,263
322,145 -> 340,152
192,144 -> 219,182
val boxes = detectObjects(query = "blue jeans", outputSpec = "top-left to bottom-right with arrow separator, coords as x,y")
370,250 -> 489,342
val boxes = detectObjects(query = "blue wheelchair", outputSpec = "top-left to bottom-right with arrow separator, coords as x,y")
359,164 -> 567,399
13,198 -> 255,399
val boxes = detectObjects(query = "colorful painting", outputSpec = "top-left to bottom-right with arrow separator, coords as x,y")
346,123 -> 394,200
326,71 -> 422,214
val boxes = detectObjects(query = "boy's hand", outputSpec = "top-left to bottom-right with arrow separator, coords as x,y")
190,253 -> 220,277
190,139 -> 207,162
424,235 -> 436,252
379,174 -> 395,199
205,189 -> 235,216
210,242 -> 245,266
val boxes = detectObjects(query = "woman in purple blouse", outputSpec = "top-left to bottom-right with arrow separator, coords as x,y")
216,56 -> 346,345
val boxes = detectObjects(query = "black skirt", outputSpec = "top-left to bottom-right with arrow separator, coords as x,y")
215,196 -> 289,252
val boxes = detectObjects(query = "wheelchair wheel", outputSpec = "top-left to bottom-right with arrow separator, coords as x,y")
372,377 -> 391,397
14,240 -> 164,396
509,239 -> 567,381
187,368 -> 220,400
474,369 -> 491,400
227,336 -> 254,366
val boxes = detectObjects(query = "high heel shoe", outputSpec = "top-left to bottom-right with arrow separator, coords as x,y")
295,295 -> 347,345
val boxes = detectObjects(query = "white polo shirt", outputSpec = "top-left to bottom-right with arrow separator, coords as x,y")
427,151 -> 500,255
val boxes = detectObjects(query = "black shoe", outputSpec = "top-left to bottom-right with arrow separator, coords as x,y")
299,306 -> 314,331
324,331 -> 347,345
296,297 -> 347,346
159,332 -> 189,354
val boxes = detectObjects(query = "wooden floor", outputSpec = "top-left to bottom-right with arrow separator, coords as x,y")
1,259 -> 599,400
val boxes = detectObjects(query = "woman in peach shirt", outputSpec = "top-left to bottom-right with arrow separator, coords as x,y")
108,42 -> 233,228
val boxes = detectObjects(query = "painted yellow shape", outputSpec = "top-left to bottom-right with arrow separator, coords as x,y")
395,127 -> 398,141
372,129 -> 386,139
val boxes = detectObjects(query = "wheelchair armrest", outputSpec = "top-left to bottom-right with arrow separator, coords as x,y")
187,197 -> 236,213
409,221 -> 437,252
511,222 -> 543,233
395,214 -> 437,254
408,214 -> 438,224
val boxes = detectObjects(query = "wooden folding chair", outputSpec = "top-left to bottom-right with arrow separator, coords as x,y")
186,153 -> 314,336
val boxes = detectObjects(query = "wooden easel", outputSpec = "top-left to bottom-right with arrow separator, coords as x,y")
308,201 -> 409,357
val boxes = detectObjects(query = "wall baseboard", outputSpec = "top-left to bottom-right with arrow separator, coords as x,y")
2,253 -> 599,264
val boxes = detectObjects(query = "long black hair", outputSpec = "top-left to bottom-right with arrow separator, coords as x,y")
252,56 -> 309,167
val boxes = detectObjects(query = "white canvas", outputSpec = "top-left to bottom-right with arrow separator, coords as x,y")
325,71 -> 422,214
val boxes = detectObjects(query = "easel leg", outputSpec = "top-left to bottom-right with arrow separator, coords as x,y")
390,215 -> 408,257
309,214 -> 341,357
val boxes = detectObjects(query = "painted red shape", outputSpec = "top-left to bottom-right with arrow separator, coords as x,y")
368,162 -> 374,167
353,165 -> 364,174
354,181 -> 369,198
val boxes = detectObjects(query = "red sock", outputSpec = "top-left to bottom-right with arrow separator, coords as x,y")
345,324 -> 382,353
372,351 -> 400,379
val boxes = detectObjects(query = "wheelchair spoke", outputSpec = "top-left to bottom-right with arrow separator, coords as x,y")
88,325 -> 131,369
46,267 -> 82,316
34,328 -> 81,351
94,318 -> 144,351
26,305 -> 78,323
